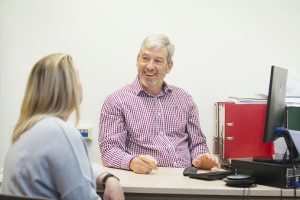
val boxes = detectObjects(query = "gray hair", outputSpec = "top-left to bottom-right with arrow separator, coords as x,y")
139,34 -> 175,62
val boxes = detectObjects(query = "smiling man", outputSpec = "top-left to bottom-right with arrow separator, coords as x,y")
99,34 -> 219,174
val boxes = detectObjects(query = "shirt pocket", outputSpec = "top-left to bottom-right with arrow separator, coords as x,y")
164,107 -> 188,135
125,111 -> 156,142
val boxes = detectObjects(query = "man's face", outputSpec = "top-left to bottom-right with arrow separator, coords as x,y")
137,47 -> 173,94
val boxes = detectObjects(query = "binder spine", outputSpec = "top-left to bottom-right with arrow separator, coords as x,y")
213,102 -> 220,154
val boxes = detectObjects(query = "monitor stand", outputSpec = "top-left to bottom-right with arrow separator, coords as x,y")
254,128 -> 300,165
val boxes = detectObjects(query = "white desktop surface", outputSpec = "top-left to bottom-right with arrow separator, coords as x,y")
102,167 -> 300,198
0,166 -> 299,199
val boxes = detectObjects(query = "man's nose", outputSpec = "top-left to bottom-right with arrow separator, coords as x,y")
146,60 -> 155,69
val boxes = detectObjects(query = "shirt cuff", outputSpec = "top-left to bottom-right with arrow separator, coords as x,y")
121,154 -> 135,170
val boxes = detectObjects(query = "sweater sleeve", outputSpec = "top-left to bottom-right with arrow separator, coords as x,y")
48,120 -> 102,200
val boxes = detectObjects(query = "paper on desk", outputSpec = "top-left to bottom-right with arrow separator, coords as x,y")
228,96 -> 267,104
286,96 -> 300,107
229,94 -> 300,106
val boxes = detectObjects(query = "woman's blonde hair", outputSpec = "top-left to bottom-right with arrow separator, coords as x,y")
11,53 -> 81,143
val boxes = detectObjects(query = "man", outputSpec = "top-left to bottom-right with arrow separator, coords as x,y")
99,34 -> 219,174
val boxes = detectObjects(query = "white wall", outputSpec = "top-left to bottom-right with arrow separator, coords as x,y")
1,0 -> 300,168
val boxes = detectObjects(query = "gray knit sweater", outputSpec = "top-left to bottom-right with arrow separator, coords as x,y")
2,117 -> 102,200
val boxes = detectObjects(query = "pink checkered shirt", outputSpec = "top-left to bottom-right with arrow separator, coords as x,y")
99,77 -> 208,169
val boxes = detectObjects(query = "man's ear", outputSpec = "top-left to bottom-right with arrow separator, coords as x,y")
167,61 -> 173,73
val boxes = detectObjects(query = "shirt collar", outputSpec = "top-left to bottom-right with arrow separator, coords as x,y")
131,76 -> 173,97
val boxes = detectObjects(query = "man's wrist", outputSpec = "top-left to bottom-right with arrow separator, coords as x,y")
122,154 -> 135,170
102,173 -> 120,189
129,156 -> 137,171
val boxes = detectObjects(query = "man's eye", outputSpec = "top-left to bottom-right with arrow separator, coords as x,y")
141,57 -> 150,62
155,59 -> 164,65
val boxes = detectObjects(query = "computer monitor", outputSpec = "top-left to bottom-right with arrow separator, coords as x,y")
261,66 -> 300,162
263,66 -> 287,143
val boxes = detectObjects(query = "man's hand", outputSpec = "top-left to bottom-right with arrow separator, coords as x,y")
192,153 -> 220,170
103,177 -> 125,200
129,155 -> 158,174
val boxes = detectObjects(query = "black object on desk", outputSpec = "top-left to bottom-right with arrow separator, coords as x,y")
183,167 -> 198,176
188,170 -> 233,180
224,174 -> 256,187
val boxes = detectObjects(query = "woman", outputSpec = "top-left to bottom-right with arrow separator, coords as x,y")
2,54 -> 124,200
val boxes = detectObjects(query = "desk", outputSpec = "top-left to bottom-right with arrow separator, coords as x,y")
101,167 -> 300,200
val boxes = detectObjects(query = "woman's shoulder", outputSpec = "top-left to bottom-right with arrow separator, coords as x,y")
34,116 -> 80,141
32,117 -> 84,157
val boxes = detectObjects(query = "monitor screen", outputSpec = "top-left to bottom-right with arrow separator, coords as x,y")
263,66 -> 288,143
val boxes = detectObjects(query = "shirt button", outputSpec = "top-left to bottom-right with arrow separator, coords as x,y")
160,132 -> 164,135
173,162 -> 177,166
168,144 -> 171,148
